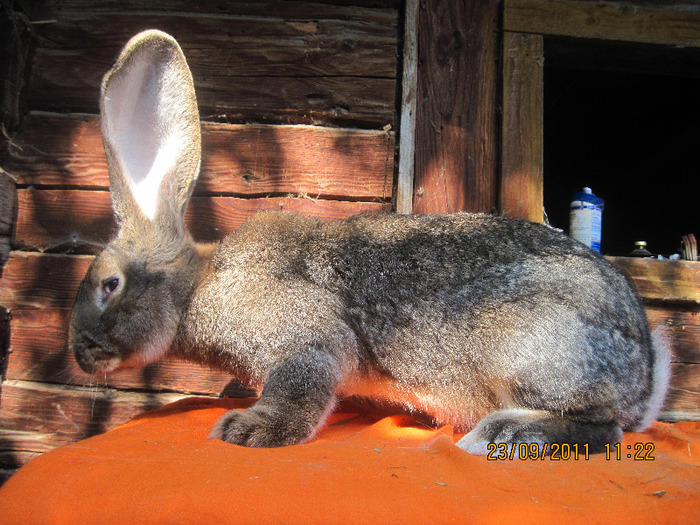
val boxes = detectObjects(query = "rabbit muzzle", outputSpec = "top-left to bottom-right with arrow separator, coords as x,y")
71,330 -> 122,374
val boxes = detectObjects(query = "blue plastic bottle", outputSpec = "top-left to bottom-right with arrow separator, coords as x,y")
569,187 -> 604,252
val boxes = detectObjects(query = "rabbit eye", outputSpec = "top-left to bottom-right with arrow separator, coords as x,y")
102,277 -> 120,296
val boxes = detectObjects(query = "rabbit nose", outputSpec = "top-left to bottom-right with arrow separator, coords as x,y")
72,333 -> 101,373
72,332 -> 118,374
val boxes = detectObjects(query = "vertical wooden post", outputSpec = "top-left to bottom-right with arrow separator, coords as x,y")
396,0 -> 419,214
413,0 -> 501,214
0,9 -> 33,132
500,31 -> 544,222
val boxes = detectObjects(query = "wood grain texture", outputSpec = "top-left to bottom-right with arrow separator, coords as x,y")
4,113 -> 394,198
0,253 -> 92,310
505,0 -> 700,48
608,257 -> 700,305
27,10 -> 397,127
0,380 -> 194,444
661,363 -> 700,421
413,0 -> 500,214
34,3 -> 397,79
646,306 -> 700,365
395,0 -> 419,214
500,31 -> 544,223
14,189 -> 390,252
40,0 -> 403,16
0,7 -> 32,131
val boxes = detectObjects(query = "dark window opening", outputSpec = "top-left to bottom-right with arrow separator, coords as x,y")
543,42 -> 700,257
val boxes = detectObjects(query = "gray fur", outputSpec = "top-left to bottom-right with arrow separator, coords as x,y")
69,30 -> 670,454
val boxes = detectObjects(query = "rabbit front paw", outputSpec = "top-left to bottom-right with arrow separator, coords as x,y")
210,406 -> 313,448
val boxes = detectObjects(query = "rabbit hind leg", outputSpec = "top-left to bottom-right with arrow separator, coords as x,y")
455,408 -> 622,456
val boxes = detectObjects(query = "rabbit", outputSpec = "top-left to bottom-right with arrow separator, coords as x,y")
69,29 -> 671,454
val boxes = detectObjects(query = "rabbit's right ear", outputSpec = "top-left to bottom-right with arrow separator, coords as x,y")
100,30 -> 201,232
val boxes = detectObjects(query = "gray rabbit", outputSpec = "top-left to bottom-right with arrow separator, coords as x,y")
69,30 -> 670,454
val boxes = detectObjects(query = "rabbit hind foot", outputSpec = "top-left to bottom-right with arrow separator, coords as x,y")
455,408 -> 622,456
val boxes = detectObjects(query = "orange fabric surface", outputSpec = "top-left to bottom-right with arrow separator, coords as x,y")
0,398 -> 698,525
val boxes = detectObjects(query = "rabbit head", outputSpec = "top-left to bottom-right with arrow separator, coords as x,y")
70,30 -> 203,374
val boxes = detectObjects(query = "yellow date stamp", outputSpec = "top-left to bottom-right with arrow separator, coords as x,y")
486,442 -> 656,461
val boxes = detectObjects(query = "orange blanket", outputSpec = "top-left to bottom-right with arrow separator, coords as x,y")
1,398 -> 698,524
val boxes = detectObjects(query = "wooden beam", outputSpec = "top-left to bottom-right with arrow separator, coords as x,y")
505,0 -> 700,48
0,7 -> 32,131
0,380 -> 194,445
4,113 -> 394,200
500,31 -> 544,222
28,12 -> 397,127
660,363 -> 700,422
645,306 -> 700,365
413,0 -> 500,214
39,0 -> 403,14
396,0 -> 419,214
13,189 -> 390,252
0,253 -> 92,311
608,257 -> 700,306
544,36 -> 700,79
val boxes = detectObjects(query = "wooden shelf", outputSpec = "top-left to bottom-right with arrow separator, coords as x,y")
505,0 -> 700,48
608,256 -> 700,306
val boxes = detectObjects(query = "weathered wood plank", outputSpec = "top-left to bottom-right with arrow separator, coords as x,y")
544,35 -> 700,80
0,253 -> 92,310
0,429 -> 74,460
4,113 -> 394,199
31,66 -> 395,129
660,363 -> 700,421
0,7 -> 32,132
608,257 -> 700,305
0,380 -> 194,443
14,190 -> 390,252
646,306 -> 700,365
32,8 -> 397,79
40,0 -> 402,16
500,31 -> 544,223
28,13 -> 397,127
413,0 -> 500,214
505,0 -> 700,48
395,0 -> 418,214
6,309 -> 249,396
1,428 -> 58,481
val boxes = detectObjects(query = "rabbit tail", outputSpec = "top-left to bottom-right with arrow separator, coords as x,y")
633,326 -> 672,432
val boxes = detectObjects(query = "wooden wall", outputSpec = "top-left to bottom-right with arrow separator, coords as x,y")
0,0 -> 399,482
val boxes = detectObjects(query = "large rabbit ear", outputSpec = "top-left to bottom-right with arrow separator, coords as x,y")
100,30 -> 201,229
